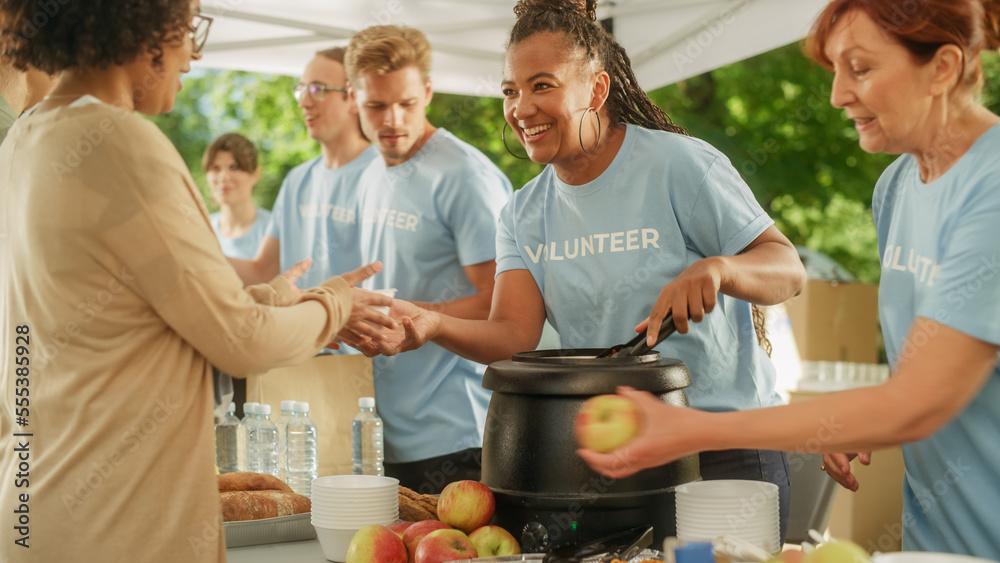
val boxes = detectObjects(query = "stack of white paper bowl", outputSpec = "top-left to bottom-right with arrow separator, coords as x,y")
675,479 -> 780,554
311,475 -> 399,562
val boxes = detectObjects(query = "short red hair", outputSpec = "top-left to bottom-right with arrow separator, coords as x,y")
806,0 -> 1000,89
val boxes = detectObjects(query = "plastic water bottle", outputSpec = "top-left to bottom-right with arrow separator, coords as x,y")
215,402 -> 240,473
351,397 -> 384,476
247,404 -> 279,476
286,401 -> 318,497
275,400 -> 295,481
237,402 -> 259,472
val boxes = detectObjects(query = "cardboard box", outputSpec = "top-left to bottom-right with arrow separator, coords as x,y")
247,354 -> 373,477
784,280 -> 879,363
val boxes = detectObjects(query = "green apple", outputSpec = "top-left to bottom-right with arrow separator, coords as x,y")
413,529 -> 478,563
574,394 -> 641,453
346,524 -> 408,563
468,525 -> 521,557
803,540 -> 870,563
437,480 -> 495,533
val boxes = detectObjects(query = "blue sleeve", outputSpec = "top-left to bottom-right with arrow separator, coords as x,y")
921,181 -> 1000,345
678,155 -> 773,257
266,176 -> 289,240
495,196 -> 526,276
439,167 -> 512,267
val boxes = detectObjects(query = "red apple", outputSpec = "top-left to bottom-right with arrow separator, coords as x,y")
387,521 -> 415,538
402,520 -> 452,563
437,480 -> 495,533
468,525 -> 520,557
346,524 -> 408,563
574,394 -> 640,453
413,529 -> 478,563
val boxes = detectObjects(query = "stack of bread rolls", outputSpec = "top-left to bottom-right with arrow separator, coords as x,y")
218,472 -> 311,522
398,485 -> 439,521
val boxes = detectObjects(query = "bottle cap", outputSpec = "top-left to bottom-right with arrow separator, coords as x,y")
281,400 -> 296,411
228,402 -> 236,413
359,397 -> 375,408
258,404 -> 271,415
244,402 -> 259,413
294,401 -> 310,413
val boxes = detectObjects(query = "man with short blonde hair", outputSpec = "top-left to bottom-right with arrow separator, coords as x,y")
345,25 -> 432,83
343,25 -> 512,492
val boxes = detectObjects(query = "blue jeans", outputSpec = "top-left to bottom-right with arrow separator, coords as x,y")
698,449 -> 790,545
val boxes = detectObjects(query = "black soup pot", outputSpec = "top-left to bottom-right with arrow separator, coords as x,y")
481,349 -> 701,552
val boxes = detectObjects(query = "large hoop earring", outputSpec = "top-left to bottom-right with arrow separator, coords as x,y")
502,122 -> 529,160
579,106 -> 602,155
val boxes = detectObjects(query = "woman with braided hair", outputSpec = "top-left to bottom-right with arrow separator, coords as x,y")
376,0 -> 806,541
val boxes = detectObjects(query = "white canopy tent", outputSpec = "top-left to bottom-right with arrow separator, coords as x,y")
197,0 -> 832,97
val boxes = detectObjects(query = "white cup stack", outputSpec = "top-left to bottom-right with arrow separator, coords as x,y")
310,475 -> 400,562
675,479 -> 781,554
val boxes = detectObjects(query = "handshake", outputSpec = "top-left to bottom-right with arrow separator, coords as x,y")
327,263 -> 440,358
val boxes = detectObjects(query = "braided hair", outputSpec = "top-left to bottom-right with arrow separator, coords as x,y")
509,0 -> 688,136
508,0 -> 774,355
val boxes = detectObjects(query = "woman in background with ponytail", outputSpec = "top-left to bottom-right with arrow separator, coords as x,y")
578,0 -> 1000,556
376,0 -> 808,541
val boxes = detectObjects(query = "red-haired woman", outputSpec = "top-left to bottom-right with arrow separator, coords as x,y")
580,0 -> 1000,556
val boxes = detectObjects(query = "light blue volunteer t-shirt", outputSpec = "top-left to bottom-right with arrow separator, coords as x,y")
496,124 -> 780,412
357,128 -> 512,463
210,207 -> 272,260
873,123 -> 1000,558
267,146 -> 378,288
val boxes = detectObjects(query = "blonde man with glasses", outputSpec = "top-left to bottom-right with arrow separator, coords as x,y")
227,48 -> 377,306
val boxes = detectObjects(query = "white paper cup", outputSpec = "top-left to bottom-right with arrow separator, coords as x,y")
368,288 -> 397,316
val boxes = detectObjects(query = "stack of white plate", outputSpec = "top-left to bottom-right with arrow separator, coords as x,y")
675,480 -> 780,554
311,475 -> 399,562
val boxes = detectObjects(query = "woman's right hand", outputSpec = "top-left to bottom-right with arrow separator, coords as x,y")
822,451 -> 871,491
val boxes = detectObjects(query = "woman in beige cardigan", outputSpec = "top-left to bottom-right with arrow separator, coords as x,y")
0,1 -> 394,561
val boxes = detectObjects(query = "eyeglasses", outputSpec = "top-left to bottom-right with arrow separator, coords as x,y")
189,14 -> 213,54
294,82 -> 348,102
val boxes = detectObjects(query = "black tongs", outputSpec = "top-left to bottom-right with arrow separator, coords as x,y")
542,525 -> 654,563
595,313 -> 676,359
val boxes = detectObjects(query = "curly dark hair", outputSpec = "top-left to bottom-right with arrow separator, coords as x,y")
0,0 -> 192,73
509,0 -> 688,136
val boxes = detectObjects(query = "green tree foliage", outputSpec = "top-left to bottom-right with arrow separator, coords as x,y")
148,71 -> 314,212
151,47 -> 999,284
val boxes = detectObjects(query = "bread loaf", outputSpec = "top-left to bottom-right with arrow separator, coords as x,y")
220,490 -> 311,522
398,485 -> 439,521
217,472 -> 293,493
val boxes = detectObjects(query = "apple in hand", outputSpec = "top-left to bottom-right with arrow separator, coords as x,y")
468,525 -> 520,557
413,529 -> 478,563
387,521 -> 415,538
403,520 -> 452,563
437,480 -> 495,533
573,394 -> 641,453
346,524 -> 408,563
